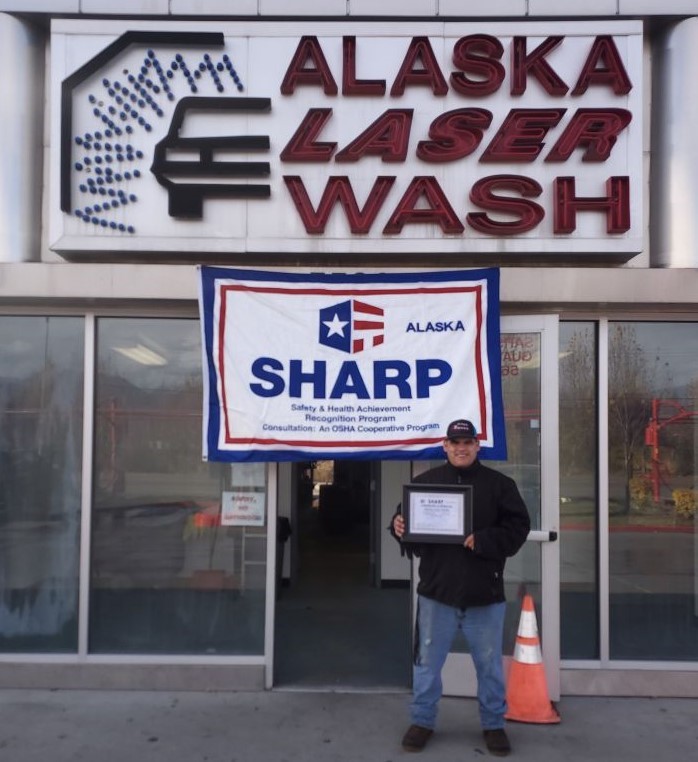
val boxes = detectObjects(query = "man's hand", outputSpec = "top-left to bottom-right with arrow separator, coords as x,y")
393,514 -> 405,539
464,533 -> 475,551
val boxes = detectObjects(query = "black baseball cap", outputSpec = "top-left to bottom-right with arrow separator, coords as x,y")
445,419 -> 478,440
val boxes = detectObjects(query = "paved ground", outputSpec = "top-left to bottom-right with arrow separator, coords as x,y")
1,689 -> 696,761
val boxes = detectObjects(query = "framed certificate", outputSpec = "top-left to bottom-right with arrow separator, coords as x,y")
401,483 -> 474,544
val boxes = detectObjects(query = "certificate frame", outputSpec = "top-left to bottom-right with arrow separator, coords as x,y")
401,483 -> 474,544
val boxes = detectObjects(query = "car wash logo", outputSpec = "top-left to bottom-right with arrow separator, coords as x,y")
61,31 -> 271,233
319,299 -> 385,354
150,96 -> 270,218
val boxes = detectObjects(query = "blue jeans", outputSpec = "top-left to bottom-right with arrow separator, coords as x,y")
411,595 -> 506,731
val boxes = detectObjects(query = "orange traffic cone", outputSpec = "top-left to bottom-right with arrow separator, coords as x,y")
505,595 -> 560,724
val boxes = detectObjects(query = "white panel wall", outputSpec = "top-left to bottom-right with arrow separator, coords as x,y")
619,0 -> 698,12
171,1 -> 258,13
350,0 -> 436,14
439,0 -> 526,15
0,1 -> 79,9
261,0 -> 346,13
529,0 -> 618,14
81,0 -> 169,12
0,0 -> 696,13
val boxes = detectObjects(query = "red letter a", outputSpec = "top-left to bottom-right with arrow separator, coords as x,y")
280,36 -> 338,95
572,36 -> 632,95
383,177 -> 464,234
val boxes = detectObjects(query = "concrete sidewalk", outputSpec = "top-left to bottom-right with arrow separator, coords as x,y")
0,689 -> 696,762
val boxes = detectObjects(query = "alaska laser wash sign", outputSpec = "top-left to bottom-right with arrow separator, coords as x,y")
199,267 -> 505,462
51,20 -> 642,262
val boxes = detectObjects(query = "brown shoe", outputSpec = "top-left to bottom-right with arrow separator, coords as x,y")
401,724 -> 433,752
483,728 -> 511,756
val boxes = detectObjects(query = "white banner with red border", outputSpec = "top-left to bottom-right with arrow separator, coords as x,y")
199,267 -> 505,462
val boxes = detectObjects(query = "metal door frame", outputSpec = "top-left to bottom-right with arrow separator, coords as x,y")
420,314 -> 561,701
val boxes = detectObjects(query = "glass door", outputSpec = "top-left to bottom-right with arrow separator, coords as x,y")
416,315 -> 560,701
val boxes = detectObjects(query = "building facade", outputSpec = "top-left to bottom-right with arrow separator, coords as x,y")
0,2 -> 697,698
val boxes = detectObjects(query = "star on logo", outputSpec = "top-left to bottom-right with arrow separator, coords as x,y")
318,299 -> 385,354
323,313 -> 349,338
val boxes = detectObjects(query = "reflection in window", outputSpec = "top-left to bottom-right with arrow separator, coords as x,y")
559,323 -> 598,659
0,317 -> 84,652
608,323 -> 698,660
491,332 -> 542,653
91,318 -> 267,655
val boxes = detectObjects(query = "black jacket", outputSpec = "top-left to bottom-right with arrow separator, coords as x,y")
392,460 -> 530,609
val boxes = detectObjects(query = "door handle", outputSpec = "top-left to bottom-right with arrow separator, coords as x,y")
527,529 -> 558,542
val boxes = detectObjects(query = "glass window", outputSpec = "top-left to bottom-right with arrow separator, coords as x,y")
608,323 -> 698,660
0,316 -> 84,652
559,322 -> 599,659
491,332 -> 542,653
91,318 -> 267,655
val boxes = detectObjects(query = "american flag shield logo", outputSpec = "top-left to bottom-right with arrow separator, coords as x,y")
319,299 -> 385,354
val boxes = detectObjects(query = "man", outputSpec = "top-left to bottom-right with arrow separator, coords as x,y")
391,419 -> 530,757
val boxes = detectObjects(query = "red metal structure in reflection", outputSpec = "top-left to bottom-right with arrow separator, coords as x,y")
644,399 -> 698,503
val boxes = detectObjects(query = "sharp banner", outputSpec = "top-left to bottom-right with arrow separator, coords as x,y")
52,20 -> 643,262
198,267 -> 505,463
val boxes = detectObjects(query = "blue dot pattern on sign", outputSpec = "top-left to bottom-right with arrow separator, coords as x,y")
72,47 -> 246,234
